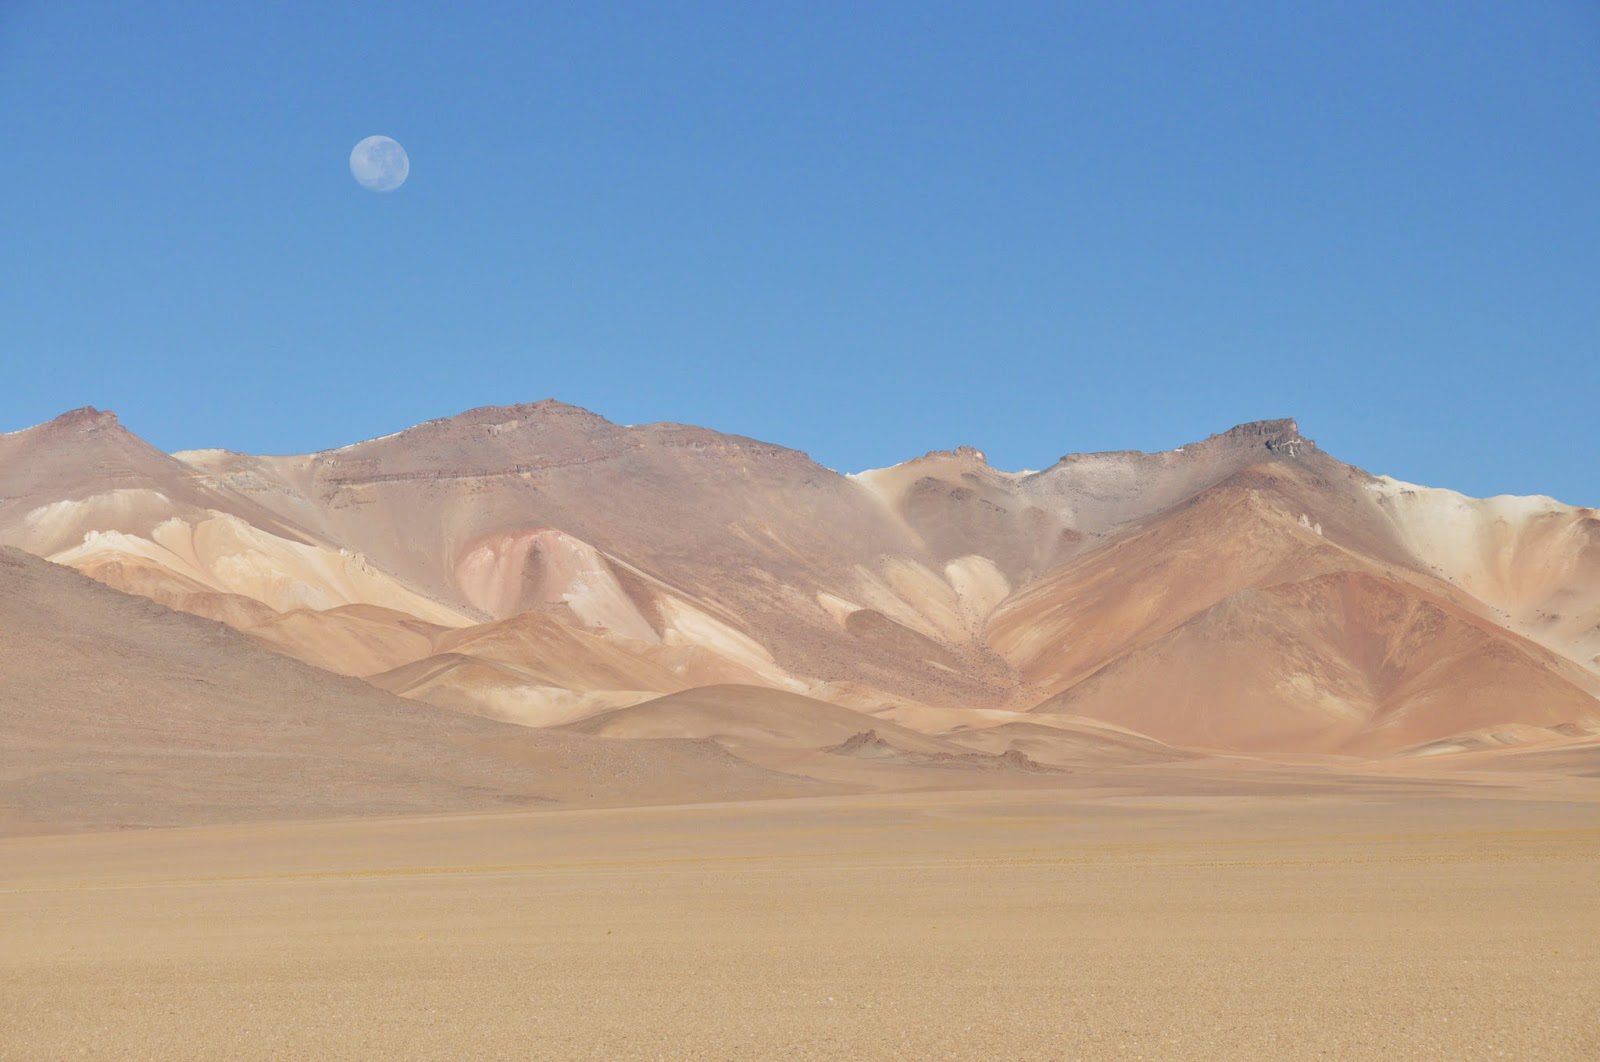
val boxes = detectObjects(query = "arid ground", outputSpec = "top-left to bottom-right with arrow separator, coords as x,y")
5,764 -> 1597,1060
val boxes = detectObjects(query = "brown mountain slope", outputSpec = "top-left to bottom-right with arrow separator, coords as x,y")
0,408 -> 310,555
939,719 -> 1195,767
0,549 -> 818,834
563,684 -> 962,754
0,409 -> 475,629
243,604 -> 451,677
5,401 -> 1598,760
1032,570 -> 1600,754
850,446 -> 1076,580
987,467 -> 1371,699
175,402 -> 988,703
166,407 -> 1370,706
366,653 -> 660,728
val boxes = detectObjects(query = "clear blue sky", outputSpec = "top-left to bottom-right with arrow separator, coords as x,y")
3,3 -> 1597,502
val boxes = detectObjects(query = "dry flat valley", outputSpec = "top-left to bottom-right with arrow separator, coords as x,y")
2,402 -> 1598,1058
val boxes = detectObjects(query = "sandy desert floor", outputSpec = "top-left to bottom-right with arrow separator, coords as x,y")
3,769 -> 1599,1060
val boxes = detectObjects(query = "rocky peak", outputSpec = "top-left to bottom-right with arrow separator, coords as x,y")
899,444 -> 991,467
1217,418 -> 1307,456
40,407 -> 122,434
311,400 -> 617,458
452,399 -> 610,426
423,400 -> 618,441
1045,418 -> 1310,470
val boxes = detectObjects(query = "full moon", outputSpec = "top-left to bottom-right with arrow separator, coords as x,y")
349,135 -> 409,193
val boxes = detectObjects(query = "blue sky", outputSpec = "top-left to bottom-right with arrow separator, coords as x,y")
2,2 -> 1596,501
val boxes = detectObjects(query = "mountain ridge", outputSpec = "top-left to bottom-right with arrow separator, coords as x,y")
4,400 -> 1597,770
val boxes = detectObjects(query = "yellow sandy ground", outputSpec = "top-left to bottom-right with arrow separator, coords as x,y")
3,777 -> 1598,1059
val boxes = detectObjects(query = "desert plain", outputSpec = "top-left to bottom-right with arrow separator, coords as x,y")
4,758 -> 1599,1060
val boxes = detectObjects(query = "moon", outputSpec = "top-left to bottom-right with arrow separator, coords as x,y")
349,136 -> 409,193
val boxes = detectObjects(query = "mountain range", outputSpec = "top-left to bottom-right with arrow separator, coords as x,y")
3,401 -> 1597,828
